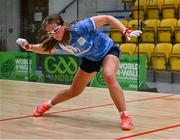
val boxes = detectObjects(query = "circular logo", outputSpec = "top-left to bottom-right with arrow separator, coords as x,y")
1,59 -> 15,78
44,56 -> 78,74
96,69 -> 105,85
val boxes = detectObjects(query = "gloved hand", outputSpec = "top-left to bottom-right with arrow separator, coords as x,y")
123,28 -> 142,40
16,38 -> 31,50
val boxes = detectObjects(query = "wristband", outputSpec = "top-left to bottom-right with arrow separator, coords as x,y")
24,44 -> 32,50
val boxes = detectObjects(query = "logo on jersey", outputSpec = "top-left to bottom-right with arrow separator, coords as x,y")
58,37 -> 92,56
59,43 -> 80,55
77,37 -> 86,46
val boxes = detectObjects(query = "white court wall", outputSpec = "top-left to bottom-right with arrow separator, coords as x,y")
49,0 -> 125,22
0,0 -> 126,51
0,0 -> 20,51
49,0 -> 97,22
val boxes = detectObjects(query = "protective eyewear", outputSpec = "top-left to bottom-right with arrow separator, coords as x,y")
47,26 -> 62,35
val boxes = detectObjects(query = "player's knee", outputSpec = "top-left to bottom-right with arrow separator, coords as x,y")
103,73 -> 116,85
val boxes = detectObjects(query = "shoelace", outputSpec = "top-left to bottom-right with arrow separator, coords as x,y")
36,105 -> 49,113
122,115 -> 132,124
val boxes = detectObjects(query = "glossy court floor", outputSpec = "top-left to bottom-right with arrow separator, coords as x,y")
0,80 -> 179,139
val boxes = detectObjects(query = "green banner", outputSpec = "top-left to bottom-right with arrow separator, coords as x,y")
90,55 -> 148,90
0,52 -> 36,81
42,55 -> 80,84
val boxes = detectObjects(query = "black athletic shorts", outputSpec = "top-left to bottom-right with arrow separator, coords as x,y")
80,44 -> 121,73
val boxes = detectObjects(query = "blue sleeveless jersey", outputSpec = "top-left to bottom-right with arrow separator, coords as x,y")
55,18 -> 115,61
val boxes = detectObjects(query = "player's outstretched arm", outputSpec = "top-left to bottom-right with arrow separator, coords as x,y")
16,38 -> 54,54
91,15 -> 142,40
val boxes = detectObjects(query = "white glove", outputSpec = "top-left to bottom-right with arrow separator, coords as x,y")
16,38 -> 31,50
123,28 -> 142,40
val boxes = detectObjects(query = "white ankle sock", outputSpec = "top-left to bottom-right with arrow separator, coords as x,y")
120,111 -> 128,116
48,100 -> 53,107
